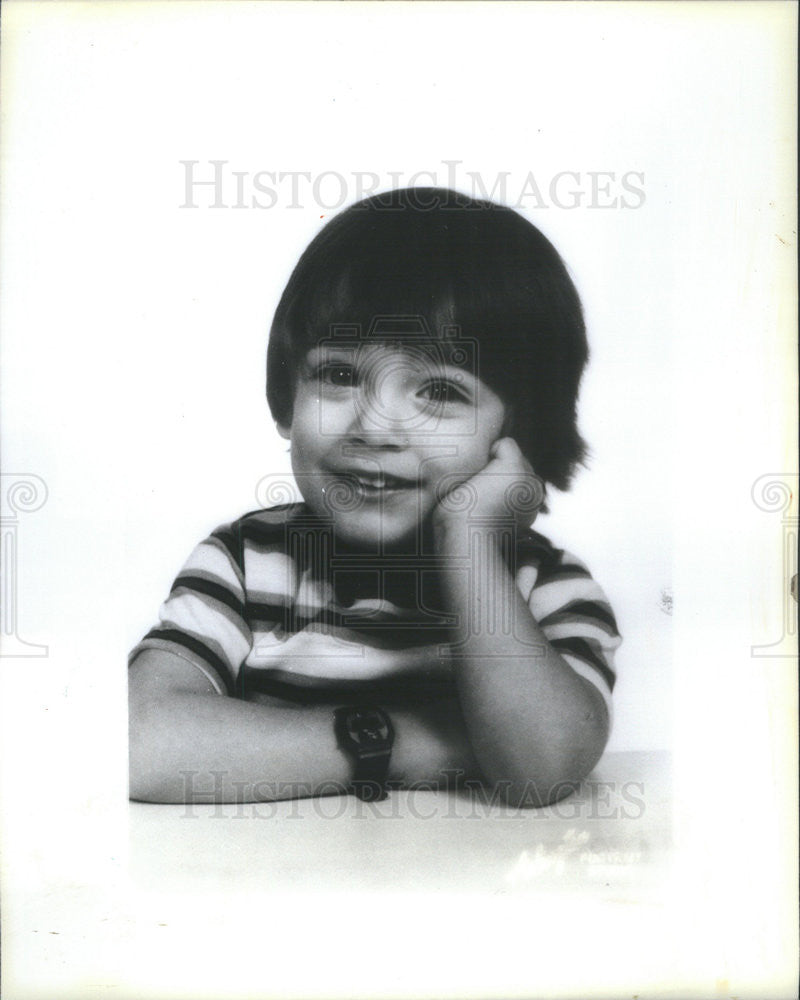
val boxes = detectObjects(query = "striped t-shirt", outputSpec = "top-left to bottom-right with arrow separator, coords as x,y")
130,503 -> 621,714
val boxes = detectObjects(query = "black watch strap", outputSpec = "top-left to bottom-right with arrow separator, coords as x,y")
334,706 -> 394,802
351,751 -> 391,802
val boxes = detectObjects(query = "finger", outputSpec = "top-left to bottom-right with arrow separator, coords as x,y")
489,436 -> 521,461
490,438 -> 534,474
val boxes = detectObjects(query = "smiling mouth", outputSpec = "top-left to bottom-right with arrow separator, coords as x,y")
339,471 -> 419,495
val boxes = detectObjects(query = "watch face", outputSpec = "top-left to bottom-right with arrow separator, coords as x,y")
340,708 -> 393,748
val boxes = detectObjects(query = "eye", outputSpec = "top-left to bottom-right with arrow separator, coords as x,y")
420,378 -> 469,406
319,363 -> 356,387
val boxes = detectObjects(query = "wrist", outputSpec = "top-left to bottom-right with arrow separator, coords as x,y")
433,513 -> 511,561
333,706 -> 394,802
431,510 -> 472,557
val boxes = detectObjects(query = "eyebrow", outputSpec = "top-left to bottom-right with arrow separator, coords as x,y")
302,347 -> 356,369
305,345 -> 356,360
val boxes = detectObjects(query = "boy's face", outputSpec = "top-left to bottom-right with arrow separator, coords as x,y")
279,340 -> 508,548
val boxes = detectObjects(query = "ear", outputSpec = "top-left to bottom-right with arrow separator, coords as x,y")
277,423 -> 291,441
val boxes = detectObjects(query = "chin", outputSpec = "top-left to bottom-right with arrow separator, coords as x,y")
333,512 -> 420,551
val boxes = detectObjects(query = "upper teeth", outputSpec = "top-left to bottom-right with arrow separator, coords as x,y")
356,474 -> 400,488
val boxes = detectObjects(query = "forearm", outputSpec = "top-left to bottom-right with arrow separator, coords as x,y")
129,656 -> 477,802
131,690 -> 348,802
437,527 -> 609,805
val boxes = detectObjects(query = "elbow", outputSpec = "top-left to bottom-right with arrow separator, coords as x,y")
498,773 -> 583,810
128,691 -> 178,803
129,754 -> 156,802
129,768 -> 158,803
128,728 -> 166,802
128,705 -> 149,801
485,769 -> 583,810
128,746 -> 183,803
483,725 -> 609,810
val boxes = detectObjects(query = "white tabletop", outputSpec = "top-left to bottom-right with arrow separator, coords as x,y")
129,750 -> 671,901
2,751 -> 674,1000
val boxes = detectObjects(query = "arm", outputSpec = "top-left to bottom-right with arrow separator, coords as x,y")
433,439 -> 610,808
129,648 -> 478,803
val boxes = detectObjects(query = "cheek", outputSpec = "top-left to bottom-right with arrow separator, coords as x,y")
286,421 -> 319,473
474,409 -> 507,458
301,391 -> 354,439
286,395 -> 328,453
491,400 -> 510,436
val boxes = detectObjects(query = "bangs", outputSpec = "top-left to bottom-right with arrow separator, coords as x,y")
293,262 -> 459,355
277,219 -> 532,393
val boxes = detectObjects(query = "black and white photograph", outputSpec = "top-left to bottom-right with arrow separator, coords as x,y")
0,2 -> 796,998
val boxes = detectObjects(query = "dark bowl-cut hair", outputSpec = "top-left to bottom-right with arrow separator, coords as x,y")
267,187 -> 589,491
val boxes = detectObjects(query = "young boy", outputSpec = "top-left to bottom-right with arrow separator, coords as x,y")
128,187 -> 620,808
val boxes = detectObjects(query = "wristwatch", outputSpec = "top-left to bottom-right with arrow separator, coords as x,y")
334,706 -> 395,802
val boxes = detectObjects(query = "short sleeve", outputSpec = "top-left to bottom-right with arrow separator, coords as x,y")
515,534 -> 621,717
128,522 -> 252,695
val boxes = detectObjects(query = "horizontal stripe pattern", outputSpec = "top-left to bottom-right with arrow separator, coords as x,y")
130,504 -> 621,706
132,627 -> 235,695
239,667 -> 454,707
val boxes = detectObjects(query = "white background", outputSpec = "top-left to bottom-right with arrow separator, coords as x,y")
1,2 -> 796,998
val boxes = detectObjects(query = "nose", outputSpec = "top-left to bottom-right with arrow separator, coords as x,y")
346,376 -> 417,449
348,390 -> 411,448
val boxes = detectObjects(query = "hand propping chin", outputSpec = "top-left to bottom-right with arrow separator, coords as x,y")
435,437 -> 543,528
